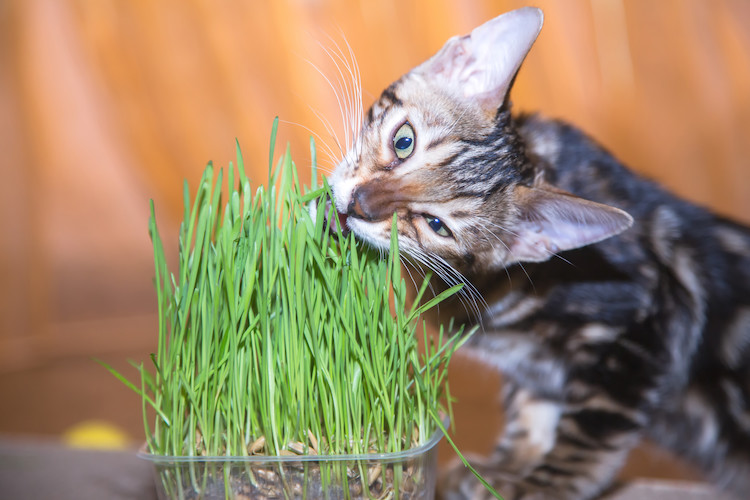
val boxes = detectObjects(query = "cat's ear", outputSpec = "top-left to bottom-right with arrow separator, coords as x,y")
507,185 -> 633,264
418,7 -> 543,111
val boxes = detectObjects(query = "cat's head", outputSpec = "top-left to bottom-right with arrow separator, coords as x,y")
329,7 -> 632,277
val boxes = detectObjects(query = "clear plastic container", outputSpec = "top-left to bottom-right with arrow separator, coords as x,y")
139,426 -> 444,500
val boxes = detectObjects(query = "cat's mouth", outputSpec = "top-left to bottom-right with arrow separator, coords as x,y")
335,211 -> 350,236
323,199 -> 350,237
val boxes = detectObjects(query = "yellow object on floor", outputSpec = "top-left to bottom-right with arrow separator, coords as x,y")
62,420 -> 131,450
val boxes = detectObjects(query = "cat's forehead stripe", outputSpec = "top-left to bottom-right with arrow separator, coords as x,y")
366,80 -> 408,126
380,86 -> 403,107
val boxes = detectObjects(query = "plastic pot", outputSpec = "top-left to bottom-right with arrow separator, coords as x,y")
140,426 -> 444,500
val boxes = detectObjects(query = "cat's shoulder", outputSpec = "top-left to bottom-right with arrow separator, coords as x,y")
515,113 -> 613,168
513,113 -> 656,209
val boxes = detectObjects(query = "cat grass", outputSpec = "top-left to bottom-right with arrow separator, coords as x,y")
103,118 -> 469,461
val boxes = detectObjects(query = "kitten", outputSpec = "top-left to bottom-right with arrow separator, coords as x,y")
329,7 -> 750,500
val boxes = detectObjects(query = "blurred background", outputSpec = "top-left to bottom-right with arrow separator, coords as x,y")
1,0 -> 749,484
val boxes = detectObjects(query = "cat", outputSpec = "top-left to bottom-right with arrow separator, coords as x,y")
328,6 -> 750,500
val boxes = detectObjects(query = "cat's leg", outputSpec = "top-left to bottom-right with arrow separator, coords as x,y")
440,383 -> 644,500
439,383 -> 557,496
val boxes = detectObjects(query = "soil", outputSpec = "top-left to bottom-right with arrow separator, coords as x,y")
156,460 -> 433,500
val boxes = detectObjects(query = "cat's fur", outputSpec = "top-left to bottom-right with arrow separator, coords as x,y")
329,7 -> 750,500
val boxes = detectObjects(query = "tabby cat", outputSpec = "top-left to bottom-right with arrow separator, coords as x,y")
328,7 -> 750,500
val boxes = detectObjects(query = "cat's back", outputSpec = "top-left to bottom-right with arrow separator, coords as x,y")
519,114 -> 750,373
519,114 -> 750,260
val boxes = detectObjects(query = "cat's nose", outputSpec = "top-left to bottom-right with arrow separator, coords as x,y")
347,182 -> 401,221
347,187 -> 370,220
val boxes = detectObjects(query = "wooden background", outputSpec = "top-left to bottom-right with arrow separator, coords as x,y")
1,0 -> 748,482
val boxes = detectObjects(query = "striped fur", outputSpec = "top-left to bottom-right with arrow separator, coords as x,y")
329,8 -> 750,500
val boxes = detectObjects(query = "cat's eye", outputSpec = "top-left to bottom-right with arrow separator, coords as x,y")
393,122 -> 415,160
424,215 -> 452,238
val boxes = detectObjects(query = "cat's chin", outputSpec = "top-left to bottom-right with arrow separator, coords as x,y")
345,217 -> 391,251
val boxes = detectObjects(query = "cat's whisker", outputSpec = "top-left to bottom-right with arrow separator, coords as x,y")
326,31 -> 364,142
404,246 -> 487,325
404,251 -> 459,305
338,32 -> 364,142
473,221 -> 517,286
279,117 -> 341,169
314,164 -> 334,176
473,219 -> 527,281
328,32 -> 365,160
309,106 -> 345,161
316,35 -> 363,153
549,252 -> 574,266
306,53 -> 354,154
401,257 -> 430,306
316,156 -> 337,173
475,218 -> 537,289
308,116 -> 341,161
314,155 -> 337,169
401,249 -> 448,288
480,218 -> 574,271
307,33 -> 366,185
277,118 -> 342,181
401,256 -> 445,318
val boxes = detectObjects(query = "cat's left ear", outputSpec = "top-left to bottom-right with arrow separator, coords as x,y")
418,7 -> 543,111
507,185 -> 634,264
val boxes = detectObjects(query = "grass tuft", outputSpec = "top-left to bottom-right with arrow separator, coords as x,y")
106,118 -> 471,460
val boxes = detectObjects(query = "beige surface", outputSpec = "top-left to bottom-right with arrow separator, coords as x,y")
605,481 -> 731,500
0,436 -> 731,500
0,436 -> 156,500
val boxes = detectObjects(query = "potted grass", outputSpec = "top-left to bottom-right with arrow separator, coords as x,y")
104,119 -> 487,500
